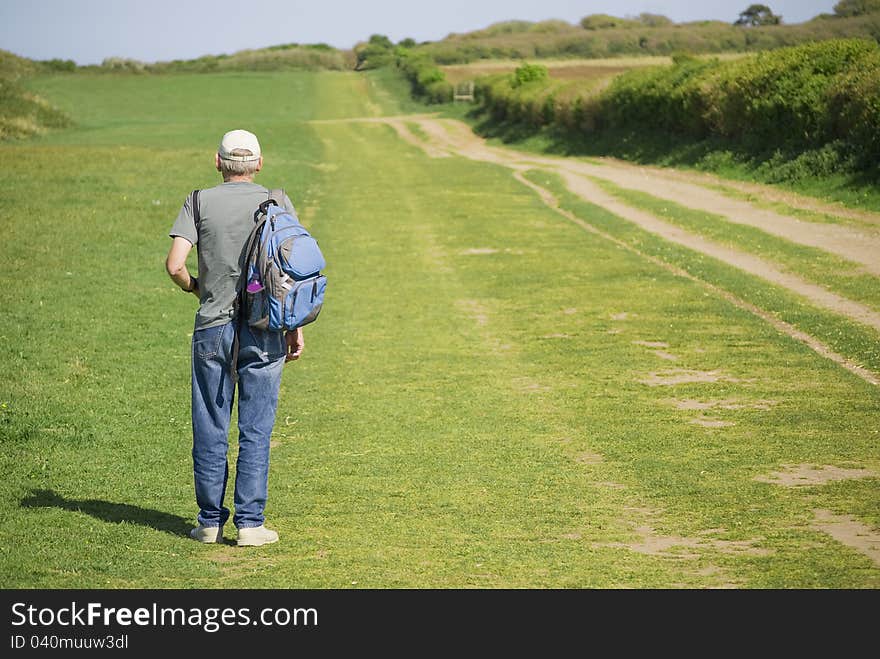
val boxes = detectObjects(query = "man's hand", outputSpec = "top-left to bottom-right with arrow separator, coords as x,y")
285,327 -> 304,363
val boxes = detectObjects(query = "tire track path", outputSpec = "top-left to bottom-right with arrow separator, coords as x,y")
406,117 -> 880,275
314,115 -> 880,384
385,117 -> 880,330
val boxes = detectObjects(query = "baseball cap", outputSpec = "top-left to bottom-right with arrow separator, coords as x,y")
218,129 -> 261,161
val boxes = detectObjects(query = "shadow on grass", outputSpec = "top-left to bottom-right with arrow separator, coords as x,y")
20,489 -> 191,537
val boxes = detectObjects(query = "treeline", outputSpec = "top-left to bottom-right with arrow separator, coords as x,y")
95,44 -> 352,73
419,9 -> 880,63
475,39 -> 880,179
9,43 -> 353,77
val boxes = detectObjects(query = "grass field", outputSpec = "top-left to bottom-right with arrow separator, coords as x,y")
1,69 -> 878,588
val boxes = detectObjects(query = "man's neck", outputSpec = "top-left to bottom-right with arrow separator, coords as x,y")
223,176 -> 255,183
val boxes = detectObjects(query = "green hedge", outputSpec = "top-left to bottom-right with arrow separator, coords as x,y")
395,49 -> 453,103
475,39 -> 880,171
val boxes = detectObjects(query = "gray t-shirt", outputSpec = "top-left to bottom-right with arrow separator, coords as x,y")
169,181 -> 295,330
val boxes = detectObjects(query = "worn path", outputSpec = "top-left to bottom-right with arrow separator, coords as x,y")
312,114 -> 880,384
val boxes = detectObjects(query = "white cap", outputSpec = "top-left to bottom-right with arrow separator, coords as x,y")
218,129 -> 261,161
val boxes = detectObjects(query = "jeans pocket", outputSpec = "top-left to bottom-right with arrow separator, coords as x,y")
249,326 -> 285,361
193,324 -> 226,360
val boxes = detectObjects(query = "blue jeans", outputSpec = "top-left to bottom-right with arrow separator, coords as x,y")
191,321 -> 285,529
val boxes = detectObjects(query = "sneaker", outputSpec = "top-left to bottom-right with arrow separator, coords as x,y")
237,525 -> 279,547
190,524 -> 224,543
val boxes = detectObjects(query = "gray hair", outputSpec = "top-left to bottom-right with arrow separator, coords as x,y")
218,148 -> 260,179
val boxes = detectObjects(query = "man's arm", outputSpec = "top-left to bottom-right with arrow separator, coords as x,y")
285,327 -> 304,363
165,236 -> 199,296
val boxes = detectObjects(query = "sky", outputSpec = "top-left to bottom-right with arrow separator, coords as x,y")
1,0 -> 840,65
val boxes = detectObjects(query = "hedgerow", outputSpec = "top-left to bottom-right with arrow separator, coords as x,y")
394,49 -> 453,103
474,39 -> 880,175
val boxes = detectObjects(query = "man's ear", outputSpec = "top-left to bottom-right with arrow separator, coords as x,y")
215,153 -> 221,171
256,156 -> 263,173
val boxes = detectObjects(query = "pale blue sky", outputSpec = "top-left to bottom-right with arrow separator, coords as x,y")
1,0 -> 839,65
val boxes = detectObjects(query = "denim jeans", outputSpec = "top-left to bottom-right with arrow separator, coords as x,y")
191,320 -> 285,529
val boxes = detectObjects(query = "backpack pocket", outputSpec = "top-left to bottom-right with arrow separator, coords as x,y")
246,289 -> 270,330
282,275 -> 327,329
279,234 -> 325,278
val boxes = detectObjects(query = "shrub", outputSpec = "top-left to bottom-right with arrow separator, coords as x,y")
40,59 -> 77,73
833,0 -> 880,17
101,57 -> 147,72
354,36 -> 395,70
511,62 -> 548,87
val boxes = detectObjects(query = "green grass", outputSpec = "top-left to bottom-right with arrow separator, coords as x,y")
590,178 -> 880,312
1,70 -> 878,588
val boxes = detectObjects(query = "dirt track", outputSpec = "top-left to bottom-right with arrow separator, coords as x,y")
397,117 -> 880,273
314,114 -> 880,384
374,116 -> 880,328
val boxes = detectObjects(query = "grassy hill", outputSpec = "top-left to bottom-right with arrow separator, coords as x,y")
415,11 -> 880,63
0,40 -> 352,140
0,50 -> 70,139
98,42 -> 353,73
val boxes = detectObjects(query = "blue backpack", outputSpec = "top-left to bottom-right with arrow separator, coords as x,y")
240,190 -> 327,331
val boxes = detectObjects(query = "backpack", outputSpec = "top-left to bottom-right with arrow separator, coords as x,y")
240,189 -> 327,331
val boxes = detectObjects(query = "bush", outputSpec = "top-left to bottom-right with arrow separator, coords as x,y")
40,59 -> 77,73
511,62 -> 548,87
101,57 -> 147,72
824,47 -> 880,167
833,0 -> 880,17
354,36 -> 396,70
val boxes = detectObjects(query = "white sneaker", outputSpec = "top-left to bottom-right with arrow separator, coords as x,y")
190,524 -> 224,543
237,525 -> 279,546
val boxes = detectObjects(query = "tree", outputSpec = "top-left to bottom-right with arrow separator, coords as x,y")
353,35 -> 394,70
734,4 -> 782,26
833,0 -> 880,16
637,13 -> 673,27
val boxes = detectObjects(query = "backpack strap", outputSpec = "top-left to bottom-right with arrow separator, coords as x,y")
191,189 -> 201,231
231,201 -> 276,385
268,188 -> 284,207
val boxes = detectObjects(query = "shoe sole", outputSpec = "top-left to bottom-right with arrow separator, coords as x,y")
237,534 -> 279,547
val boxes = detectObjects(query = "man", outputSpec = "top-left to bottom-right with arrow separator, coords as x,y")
166,129 -> 303,547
